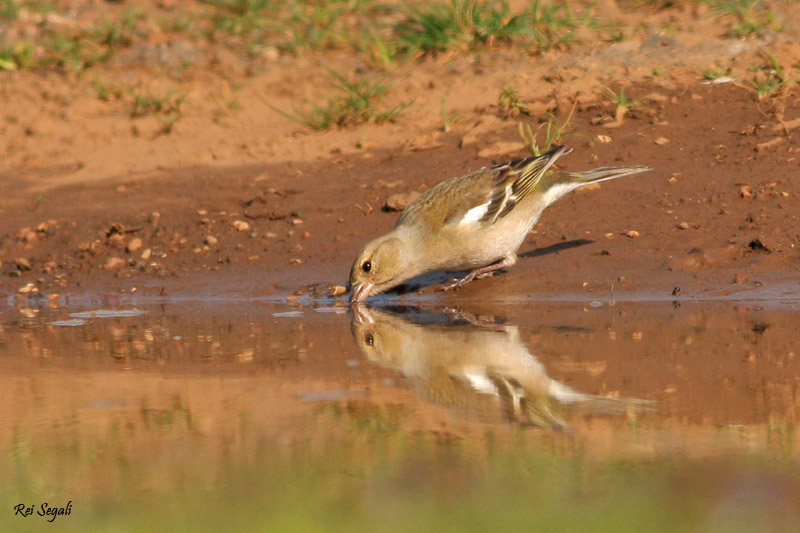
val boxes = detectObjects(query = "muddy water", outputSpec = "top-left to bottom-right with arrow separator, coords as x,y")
2,297 -> 799,531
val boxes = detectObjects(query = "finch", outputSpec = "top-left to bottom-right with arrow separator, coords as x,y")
350,145 -> 651,302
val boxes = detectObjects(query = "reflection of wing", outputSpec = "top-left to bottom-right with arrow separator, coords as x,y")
351,304 -> 649,430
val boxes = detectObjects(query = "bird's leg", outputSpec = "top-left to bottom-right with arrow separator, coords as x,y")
440,306 -> 510,331
439,254 -> 517,292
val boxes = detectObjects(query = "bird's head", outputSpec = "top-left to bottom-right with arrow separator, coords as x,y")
349,235 -> 408,302
350,304 -> 424,376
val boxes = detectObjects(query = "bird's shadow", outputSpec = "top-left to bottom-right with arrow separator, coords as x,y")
392,239 -> 594,295
519,238 -> 593,259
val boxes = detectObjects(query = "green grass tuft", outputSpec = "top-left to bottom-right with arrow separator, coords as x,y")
711,0 -> 780,38
497,85 -> 529,117
269,70 -> 407,130
745,52 -> 795,100
394,0 -> 589,56
519,107 -> 576,156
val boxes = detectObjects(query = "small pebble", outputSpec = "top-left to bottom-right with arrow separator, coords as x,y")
384,191 -> 421,212
104,257 -> 126,269
327,285 -> 348,297
108,233 -> 125,248
18,282 -> 36,293
126,237 -> 143,253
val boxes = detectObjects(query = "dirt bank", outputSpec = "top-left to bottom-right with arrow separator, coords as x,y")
1,1 -> 798,301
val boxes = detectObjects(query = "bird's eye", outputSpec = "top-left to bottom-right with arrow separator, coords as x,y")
362,261 -> 372,273
364,333 -> 374,346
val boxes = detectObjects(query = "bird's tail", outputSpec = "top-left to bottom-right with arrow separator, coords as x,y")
565,165 -> 652,184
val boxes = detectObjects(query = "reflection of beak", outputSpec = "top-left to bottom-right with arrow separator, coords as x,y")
350,282 -> 374,303
350,302 -> 375,325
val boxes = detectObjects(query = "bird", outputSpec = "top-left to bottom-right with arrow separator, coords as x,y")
350,304 -> 650,429
349,145 -> 651,302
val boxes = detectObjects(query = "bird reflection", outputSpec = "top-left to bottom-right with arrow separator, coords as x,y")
351,304 -> 647,430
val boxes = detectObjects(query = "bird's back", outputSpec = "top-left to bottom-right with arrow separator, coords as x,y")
396,167 -> 499,231
397,146 -> 570,232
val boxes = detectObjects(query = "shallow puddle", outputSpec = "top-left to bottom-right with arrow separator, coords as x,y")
2,297 -> 799,531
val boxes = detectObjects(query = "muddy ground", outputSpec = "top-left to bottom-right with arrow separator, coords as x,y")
1,1 -> 799,302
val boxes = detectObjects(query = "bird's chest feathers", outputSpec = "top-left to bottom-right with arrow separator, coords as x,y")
413,208 -> 536,271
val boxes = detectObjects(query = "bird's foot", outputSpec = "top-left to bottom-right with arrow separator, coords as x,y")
441,306 -> 509,330
437,256 -> 516,293
438,272 -> 477,292
438,269 -> 497,292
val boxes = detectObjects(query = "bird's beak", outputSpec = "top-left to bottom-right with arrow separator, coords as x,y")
350,282 -> 374,303
350,302 -> 375,325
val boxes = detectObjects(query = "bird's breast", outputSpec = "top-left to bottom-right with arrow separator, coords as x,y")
422,211 -> 542,272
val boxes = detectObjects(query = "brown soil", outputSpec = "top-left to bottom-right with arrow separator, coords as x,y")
2,2 -> 799,302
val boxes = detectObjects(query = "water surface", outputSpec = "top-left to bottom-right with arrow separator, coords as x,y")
2,298 -> 798,531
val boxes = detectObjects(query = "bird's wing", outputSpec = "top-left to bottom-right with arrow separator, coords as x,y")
398,145 -> 571,231
480,145 -> 571,224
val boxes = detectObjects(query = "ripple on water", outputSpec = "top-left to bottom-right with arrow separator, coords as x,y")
68,309 -> 146,318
